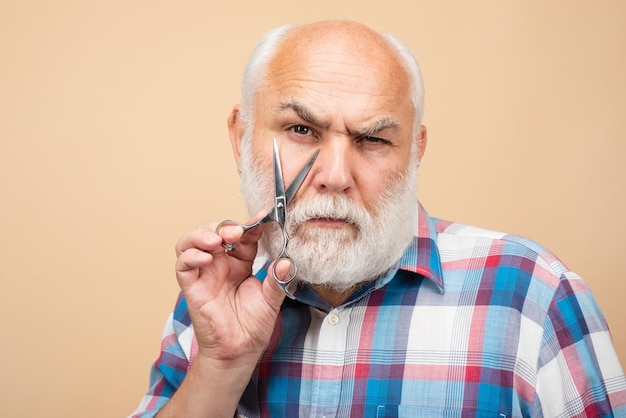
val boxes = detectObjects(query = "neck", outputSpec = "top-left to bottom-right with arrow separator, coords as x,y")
311,284 -> 362,308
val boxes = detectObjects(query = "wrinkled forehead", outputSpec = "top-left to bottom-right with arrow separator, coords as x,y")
264,22 -> 411,102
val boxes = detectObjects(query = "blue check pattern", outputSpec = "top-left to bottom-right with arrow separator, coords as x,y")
131,203 -> 626,417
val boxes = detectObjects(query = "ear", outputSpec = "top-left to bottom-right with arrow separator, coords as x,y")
227,104 -> 246,167
416,125 -> 428,163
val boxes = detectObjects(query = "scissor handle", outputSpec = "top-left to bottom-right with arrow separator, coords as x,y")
272,256 -> 298,300
216,219 -> 263,251
270,227 -> 299,299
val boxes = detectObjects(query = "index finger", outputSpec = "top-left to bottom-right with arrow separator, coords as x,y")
175,225 -> 223,257
219,210 -> 269,254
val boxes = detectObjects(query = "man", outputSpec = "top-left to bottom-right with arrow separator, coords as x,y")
131,20 -> 626,417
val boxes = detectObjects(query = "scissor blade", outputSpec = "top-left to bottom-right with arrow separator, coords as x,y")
272,139 -> 288,227
273,138 -> 286,198
284,149 -> 320,205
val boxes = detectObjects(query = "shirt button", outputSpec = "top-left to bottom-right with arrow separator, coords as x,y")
327,313 -> 340,326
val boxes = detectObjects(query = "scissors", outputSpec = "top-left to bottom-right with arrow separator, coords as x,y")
216,138 -> 319,299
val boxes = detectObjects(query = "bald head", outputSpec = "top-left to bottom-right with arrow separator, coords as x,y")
275,20 -> 398,62
239,20 -> 424,133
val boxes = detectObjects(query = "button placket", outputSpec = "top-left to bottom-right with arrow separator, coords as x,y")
309,307 -> 350,417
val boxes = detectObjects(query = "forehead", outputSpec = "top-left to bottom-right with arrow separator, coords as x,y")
260,24 -> 413,124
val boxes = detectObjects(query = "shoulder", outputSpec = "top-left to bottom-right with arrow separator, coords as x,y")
431,217 -> 577,295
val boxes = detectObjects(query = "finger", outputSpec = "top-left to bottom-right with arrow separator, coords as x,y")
274,258 -> 296,282
262,258 -> 292,308
175,228 -> 223,257
176,247 -> 220,272
174,248 -> 217,288
239,210 -> 270,244
222,210 -> 270,255
217,223 -> 245,249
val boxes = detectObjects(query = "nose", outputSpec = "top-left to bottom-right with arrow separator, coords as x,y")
310,139 -> 355,194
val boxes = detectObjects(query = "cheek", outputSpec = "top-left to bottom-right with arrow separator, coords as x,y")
355,163 -> 405,207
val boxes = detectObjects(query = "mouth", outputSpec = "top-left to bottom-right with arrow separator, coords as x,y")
304,217 -> 351,228
288,216 -> 360,240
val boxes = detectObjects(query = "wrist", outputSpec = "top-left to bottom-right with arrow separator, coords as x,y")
190,349 -> 260,387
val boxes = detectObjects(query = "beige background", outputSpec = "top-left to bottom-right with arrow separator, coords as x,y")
1,1 -> 624,416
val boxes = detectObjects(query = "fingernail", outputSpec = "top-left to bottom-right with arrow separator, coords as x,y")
278,259 -> 295,281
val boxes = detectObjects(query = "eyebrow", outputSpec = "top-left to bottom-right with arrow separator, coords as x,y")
351,117 -> 401,138
278,99 -> 330,130
277,99 -> 401,137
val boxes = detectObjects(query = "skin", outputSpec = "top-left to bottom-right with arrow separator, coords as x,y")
157,20 -> 427,417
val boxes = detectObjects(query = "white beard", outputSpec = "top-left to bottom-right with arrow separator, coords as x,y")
239,135 -> 418,293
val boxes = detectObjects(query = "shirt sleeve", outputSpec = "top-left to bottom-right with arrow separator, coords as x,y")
129,292 -> 194,418
534,271 -> 626,416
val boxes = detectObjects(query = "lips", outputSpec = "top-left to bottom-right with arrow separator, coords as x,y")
289,216 -> 355,236
306,217 -> 350,228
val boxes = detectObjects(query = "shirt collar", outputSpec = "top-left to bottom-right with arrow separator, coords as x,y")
395,202 -> 445,293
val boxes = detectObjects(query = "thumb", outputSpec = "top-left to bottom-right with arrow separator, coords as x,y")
263,258 -> 295,307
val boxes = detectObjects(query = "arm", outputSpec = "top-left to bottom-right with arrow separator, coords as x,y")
155,353 -> 260,418
534,272 -> 626,416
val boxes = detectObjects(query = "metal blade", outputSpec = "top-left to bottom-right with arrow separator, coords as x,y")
272,138 -> 286,199
272,138 -> 288,227
284,148 -> 320,205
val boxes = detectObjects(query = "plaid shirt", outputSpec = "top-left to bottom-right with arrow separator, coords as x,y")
131,203 -> 626,417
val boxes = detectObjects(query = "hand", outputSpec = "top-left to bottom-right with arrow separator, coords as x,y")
174,213 -> 289,365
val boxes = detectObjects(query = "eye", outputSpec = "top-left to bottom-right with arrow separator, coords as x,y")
290,125 -> 312,136
285,124 -> 319,144
358,136 -> 391,146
